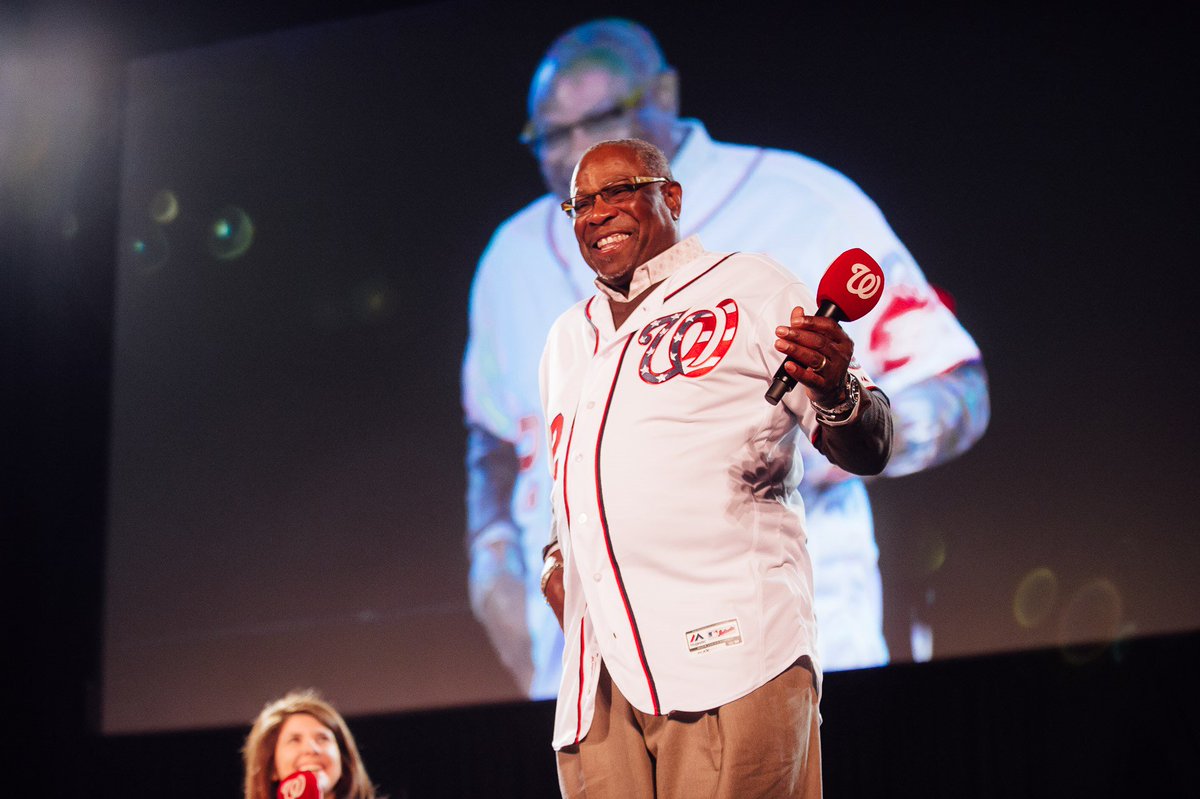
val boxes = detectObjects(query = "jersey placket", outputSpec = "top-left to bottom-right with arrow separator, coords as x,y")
564,326 -> 661,715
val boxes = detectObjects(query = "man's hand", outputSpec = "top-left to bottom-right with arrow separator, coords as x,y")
468,536 -> 534,692
541,550 -> 565,630
774,307 -> 857,407
776,306 -> 893,475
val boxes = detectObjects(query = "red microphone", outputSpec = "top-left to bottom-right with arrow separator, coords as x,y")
277,771 -> 321,799
764,248 -> 885,405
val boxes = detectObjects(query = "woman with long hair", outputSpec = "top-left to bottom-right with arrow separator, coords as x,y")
243,689 -> 379,799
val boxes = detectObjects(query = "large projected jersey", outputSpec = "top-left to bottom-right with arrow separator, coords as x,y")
462,121 -> 985,697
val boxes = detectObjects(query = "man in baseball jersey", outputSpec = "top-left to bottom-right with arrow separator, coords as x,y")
462,18 -> 989,697
542,137 -> 891,797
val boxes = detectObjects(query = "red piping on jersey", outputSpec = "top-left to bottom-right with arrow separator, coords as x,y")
561,415 -> 579,528
584,297 -> 599,355
680,148 -> 767,235
573,616 -> 586,744
903,355 -> 982,383
938,356 -> 981,378
663,252 -> 738,301
594,332 -> 661,714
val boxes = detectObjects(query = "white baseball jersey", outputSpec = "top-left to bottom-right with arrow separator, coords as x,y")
462,120 -> 983,698
540,237 -> 882,748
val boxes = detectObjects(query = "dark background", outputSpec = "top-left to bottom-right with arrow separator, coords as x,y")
4,1 -> 1198,796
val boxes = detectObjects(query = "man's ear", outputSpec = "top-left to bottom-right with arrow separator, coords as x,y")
665,180 -> 683,220
649,68 -> 680,117
568,162 -> 582,200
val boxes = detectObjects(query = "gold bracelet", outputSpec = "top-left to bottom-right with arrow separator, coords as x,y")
539,555 -> 563,595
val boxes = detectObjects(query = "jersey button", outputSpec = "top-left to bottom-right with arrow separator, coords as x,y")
578,513 -> 588,525
586,401 -> 596,409
593,573 -> 602,582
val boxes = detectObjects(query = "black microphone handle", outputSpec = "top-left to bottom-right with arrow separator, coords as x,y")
763,300 -> 844,405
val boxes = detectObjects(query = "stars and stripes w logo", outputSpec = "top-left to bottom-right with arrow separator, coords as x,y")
637,299 -> 739,384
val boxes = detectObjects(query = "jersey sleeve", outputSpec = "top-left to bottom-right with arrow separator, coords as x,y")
538,307 -> 582,558
462,236 -> 519,442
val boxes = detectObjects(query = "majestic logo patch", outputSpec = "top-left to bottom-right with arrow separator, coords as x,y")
637,299 -> 739,384
686,618 -> 744,654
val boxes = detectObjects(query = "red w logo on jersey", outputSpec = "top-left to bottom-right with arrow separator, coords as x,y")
637,299 -> 739,384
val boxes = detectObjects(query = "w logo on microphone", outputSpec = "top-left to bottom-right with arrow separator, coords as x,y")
279,772 -> 316,799
846,262 -> 882,300
281,780 -> 304,799
637,299 -> 739,385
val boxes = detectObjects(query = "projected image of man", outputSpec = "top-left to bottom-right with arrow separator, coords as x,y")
461,17 -> 990,697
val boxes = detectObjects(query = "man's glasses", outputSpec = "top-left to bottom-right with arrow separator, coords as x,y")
519,88 -> 646,156
561,177 -> 670,219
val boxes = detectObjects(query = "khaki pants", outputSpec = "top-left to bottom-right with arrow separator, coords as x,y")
557,659 -> 822,799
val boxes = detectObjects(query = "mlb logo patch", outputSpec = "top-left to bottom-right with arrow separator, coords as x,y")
685,618 -> 743,654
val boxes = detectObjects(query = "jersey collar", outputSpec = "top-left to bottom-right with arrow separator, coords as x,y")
592,235 -> 705,303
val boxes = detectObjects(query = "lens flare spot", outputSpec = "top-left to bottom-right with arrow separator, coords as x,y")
1013,567 -> 1057,628
904,529 -> 947,578
352,280 -> 395,324
207,205 -> 254,260
149,190 -> 180,223
897,529 -> 948,585
1058,578 -> 1124,665
125,224 -> 169,273
921,535 -> 947,576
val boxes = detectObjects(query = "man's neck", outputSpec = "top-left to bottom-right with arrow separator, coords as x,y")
609,281 -> 662,329
594,235 -> 700,319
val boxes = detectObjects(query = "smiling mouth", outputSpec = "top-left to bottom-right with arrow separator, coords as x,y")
594,232 -> 631,252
